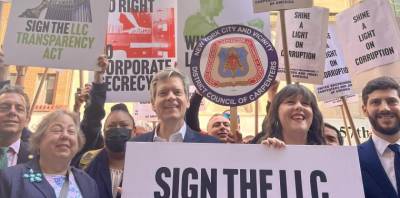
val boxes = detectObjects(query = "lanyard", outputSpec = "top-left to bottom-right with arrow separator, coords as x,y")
59,169 -> 70,198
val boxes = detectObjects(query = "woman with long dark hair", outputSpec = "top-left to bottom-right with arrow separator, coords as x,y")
258,84 -> 325,145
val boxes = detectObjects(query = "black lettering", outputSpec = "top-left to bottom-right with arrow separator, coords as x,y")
185,35 -> 203,50
260,170 -> 273,198
223,169 -> 238,198
154,167 -> 171,198
112,76 -> 121,91
137,76 -> 145,91
172,168 -> 180,198
124,60 -> 132,74
185,52 -> 191,67
109,0 -> 115,12
146,75 -> 153,90
310,170 -> 329,198
130,76 -> 137,91
105,76 -> 112,91
295,170 -> 303,198
142,60 -> 150,74
240,169 -> 257,198
279,170 -> 288,198
106,45 -> 113,59
119,0 -> 127,12
121,76 -> 129,91
26,20 -> 33,31
116,60 -> 124,75
182,168 -> 198,198
201,169 -> 217,198
132,60 -> 141,74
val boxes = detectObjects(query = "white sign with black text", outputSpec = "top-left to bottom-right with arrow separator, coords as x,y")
276,7 -> 329,84
315,25 -> 354,101
253,0 -> 313,12
122,143 -> 365,198
3,0 -> 108,70
336,0 -> 400,75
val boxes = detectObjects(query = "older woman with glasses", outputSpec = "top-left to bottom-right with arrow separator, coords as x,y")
0,110 -> 99,198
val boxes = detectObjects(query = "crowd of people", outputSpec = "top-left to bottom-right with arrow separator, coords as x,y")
0,50 -> 399,198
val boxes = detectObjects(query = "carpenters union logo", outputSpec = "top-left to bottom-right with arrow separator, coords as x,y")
190,24 -> 278,106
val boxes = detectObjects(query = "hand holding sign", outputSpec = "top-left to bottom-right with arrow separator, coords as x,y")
0,48 -> 9,82
262,137 -> 286,149
94,55 -> 108,83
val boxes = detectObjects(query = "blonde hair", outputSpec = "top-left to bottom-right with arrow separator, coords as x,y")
29,109 -> 85,155
149,68 -> 189,103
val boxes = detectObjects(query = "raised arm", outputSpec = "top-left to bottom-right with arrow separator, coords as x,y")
185,90 -> 203,131
72,55 -> 108,167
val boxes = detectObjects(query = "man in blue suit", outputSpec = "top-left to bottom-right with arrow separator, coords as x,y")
133,68 -> 220,143
0,85 -> 33,168
359,76 -> 400,198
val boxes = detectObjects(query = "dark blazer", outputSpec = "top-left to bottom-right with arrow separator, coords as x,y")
0,159 -> 99,198
17,140 -> 33,164
133,125 -> 221,143
358,138 -> 399,198
85,149 -> 120,198
21,127 -> 33,142
71,83 -> 107,167
184,92 -> 203,132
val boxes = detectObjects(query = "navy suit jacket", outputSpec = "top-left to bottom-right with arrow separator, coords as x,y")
0,159 -> 99,198
133,125 -> 221,143
358,138 -> 399,198
18,141 -> 33,164
85,149 -> 119,198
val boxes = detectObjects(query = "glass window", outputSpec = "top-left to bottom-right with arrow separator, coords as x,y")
36,74 -> 57,105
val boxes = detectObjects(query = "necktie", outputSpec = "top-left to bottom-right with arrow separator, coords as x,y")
0,147 -> 8,170
388,144 -> 400,195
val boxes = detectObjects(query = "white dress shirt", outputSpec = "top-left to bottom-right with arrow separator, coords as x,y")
153,123 -> 187,142
372,134 -> 400,192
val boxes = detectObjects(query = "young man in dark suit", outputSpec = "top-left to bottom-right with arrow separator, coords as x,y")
133,68 -> 219,143
359,76 -> 400,198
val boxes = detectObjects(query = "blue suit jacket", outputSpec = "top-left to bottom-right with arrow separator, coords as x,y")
85,149 -> 118,198
133,126 -> 221,143
0,159 -> 99,198
18,141 -> 34,164
358,138 -> 399,198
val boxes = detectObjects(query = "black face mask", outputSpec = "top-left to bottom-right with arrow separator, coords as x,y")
105,128 -> 132,153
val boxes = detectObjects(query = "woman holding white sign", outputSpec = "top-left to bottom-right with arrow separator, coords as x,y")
257,84 -> 325,146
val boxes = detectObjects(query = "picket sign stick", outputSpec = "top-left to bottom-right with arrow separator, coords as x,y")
341,96 -> 361,145
340,104 -> 352,146
279,10 -> 292,85
230,106 -> 238,137
0,1 -> 7,46
0,2 -> 3,45
255,100 -> 259,135
79,70 -> 84,88
29,67 -> 49,119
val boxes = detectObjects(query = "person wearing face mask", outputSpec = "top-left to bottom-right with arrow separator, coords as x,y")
257,84 -> 326,146
82,103 -> 135,198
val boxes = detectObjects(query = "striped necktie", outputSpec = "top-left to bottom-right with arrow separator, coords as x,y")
0,147 -> 8,169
